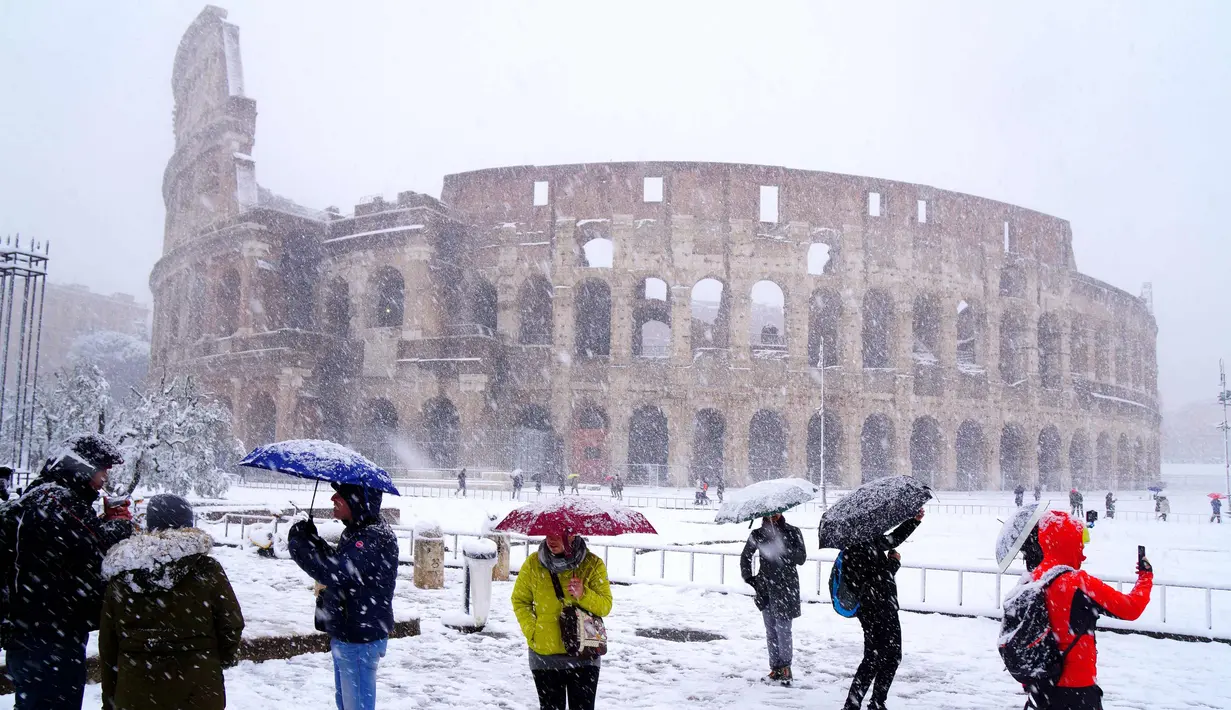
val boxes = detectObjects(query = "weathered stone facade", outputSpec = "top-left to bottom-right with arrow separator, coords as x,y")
151,7 -> 1159,490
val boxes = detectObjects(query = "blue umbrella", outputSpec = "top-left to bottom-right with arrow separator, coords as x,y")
239,440 -> 400,516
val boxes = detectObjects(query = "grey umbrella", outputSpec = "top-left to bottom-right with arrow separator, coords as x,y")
817,476 -> 932,549
996,502 -> 1049,574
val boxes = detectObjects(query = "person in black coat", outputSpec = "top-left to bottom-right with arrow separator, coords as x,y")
288,483 -> 399,710
1,434 -> 133,710
1014,484 -> 1025,507
840,510 -> 925,710
740,513 -> 807,685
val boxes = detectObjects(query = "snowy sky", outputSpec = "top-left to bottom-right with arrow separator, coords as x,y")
0,1 -> 1228,409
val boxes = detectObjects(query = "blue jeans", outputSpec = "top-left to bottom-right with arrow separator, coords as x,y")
762,611 -> 793,668
6,636 -> 88,710
331,638 -> 387,710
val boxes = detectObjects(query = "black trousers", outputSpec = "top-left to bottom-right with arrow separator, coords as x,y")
844,604 -> 902,710
1026,684 -> 1103,709
532,666 -> 600,710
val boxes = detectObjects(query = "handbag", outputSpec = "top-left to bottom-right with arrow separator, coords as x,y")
550,572 -> 607,658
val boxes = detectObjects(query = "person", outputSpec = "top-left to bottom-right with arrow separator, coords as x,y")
0,465 -> 12,502
1157,495 -> 1170,522
613,475 -> 624,502
740,513 -> 807,685
1023,511 -> 1152,709
288,483 -> 399,710
511,529 -> 612,710
535,474 -> 543,495
716,478 -> 725,504
694,479 -> 710,506
1033,483 -> 1042,503
558,473 -> 567,496
0,434 -> 133,710
1212,496 -> 1223,523
1015,484 -> 1026,507
570,475 -> 581,495
1069,488 -> 1083,517
840,509 -> 925,710
100,494 -> 244,710
1105,492 -> 1116,520
457,468 -> 467,497
512,470 -> 524,500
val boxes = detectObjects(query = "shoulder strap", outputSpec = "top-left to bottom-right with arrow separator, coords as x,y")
550,571 -> 566,603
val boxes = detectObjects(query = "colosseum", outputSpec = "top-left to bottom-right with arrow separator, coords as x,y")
151,6 -> 1160,491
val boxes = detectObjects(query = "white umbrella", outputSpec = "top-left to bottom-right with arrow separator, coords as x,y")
714,478 -> 819,524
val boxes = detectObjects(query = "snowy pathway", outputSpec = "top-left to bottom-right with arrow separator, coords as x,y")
12,554 -> 1225,710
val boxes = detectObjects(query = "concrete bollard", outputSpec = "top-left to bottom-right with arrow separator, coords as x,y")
413,521 -> 445,590
486,533 -> 511,581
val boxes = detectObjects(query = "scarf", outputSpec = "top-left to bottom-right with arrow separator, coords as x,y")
538,536 -> 589,575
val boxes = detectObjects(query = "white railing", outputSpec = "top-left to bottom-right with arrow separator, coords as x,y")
209,514 -> 1231,641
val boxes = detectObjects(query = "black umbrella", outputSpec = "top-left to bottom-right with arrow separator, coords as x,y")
817,476 -> 932,549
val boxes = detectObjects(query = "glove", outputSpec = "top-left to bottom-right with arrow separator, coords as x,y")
1138,556 -> 1153,574
289,519 -> 318,540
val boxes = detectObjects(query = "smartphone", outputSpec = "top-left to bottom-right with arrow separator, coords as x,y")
1137,545 -> 1146,565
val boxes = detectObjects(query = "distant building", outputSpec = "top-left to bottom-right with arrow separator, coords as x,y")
40,283 -> 149,374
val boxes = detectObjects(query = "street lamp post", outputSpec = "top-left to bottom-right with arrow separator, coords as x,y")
819,342 -> 827,507
1221,360 -> 1230,500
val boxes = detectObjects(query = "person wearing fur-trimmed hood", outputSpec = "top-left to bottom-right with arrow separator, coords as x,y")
99,494 -> 244,710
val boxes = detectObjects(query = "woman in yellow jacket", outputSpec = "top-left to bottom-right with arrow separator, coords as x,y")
512,531 -> 612,710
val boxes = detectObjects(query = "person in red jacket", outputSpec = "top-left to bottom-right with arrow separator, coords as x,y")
1029,511 -> 1153,709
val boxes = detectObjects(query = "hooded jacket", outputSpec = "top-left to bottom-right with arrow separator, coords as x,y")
1031,511 -> 1152,688
511,540 -> 612,659
99,528 -> 244,710
1,460 -> 133,647
740,518 -> 808,619
287,486 -> 398,643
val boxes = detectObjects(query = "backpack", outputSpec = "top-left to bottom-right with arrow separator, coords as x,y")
0,499 -> 22,643
829,550 -> 861,617
999,566 -> 1082,686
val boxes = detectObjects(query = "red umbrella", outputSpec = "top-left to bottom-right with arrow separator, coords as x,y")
493,496 -> 657,536
1209,493 -> 1226,500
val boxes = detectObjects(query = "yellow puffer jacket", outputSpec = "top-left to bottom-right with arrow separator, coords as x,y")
511,548 -> 613,656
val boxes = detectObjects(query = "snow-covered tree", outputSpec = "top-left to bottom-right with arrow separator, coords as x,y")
28,363 -> 111,466
66,330 -> 150,404
110,376 -> 242,498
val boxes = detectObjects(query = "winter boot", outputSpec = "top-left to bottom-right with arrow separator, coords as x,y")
777,666 -> 793,687
763,668 -> 783,684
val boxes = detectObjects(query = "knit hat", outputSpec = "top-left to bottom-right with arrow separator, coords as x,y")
146,494 -> 195,531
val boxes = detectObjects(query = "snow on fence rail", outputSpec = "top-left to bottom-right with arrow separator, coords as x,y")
209,514 -> 1231,641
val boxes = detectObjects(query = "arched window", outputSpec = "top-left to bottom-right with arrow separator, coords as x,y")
628,405 -> 668,485
808,289 -> 841,368
371,268 -> 405,328
423,397 -> 460,469
324,278 -> 350,338
807,409 -> 842,485
1038,314 -> 1062,389
748,410 -> 787,482
216,268 -> 241,336
1000,423 -> 1028,488
955,420 -> 985,491
361,398 -> 398,465
574,279 -> 612,357
956,300 -> 981,370
690,278 -> 729,355
862,290 -> 894,369
471,279 -> 498,336
1096,432 -> 1114,487
692,409 -> 725,483
518,277 -> 553,345
912,294 -> 943,395
1038,426 -> 1063,489
750,281 -> 786,359
633,277 -> 671,359
860,413 -> 895,481
1069,431 -> 1091,489
999,309 -> 1028,385
910,417 -> 942,485
247,392 -> 276,450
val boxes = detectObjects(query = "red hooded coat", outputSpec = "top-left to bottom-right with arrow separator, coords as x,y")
1031,511 -> 1152,688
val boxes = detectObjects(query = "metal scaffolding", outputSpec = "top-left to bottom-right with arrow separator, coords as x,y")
0,237 -> 49,481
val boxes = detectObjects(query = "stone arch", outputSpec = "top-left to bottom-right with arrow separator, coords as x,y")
578,235 -> 614,268
633,277 -> 672,359
574,278 -> 612,357
909,416 -> 943,485
807,409 -> 842,486
628,405 -> 669,485
1038,425 -> 1063,490
1094,327 -> 1110,382
1070,320 -> 1088,377
422,397 -> 460,469
691,409 -> 726,483
807,288 -> 842,368
1069,431 -> 1091,489
247,391 -> 276,450
1133,437 -> 1147,489
515,404 -> 557,482
750,280 -> 787,359
691,278 -> 730,355
860,413 -> 895,482
571,400 -> 609,481
913,294 -> 943,395
748,409 -> 788,482
1000,423 -> 1029,488
1117,433 -> 1132,490
371,267 -> 405,328
324,278 -> 350,338
999,309 -> 1028,385
1095,432 -> 1114,487
1115,334 -> 1129,386
956,299 -> 982,369
359,397 -> 398,465
518,276 -> 553,345
216,267 -> 240,336
955,420 -> 985,491
1038,313 -> 1062,389
862,289 -> 895,369
470,279 -> 498,335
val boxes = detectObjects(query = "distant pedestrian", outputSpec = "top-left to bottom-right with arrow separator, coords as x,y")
100,494 -> 244,710
570,475 -> 580,495
1157,496 -> 1170,522
288,483 -> 398,710
741,513 -> 807,685
840,509 -> 925,710
1212,497 -> 1223,524
1014,484 -> 1025,507
1033,483 -> 1041,502
457,468 -> 467,497
1105,492 -> 1116,520
512,470 -> 524,500
716,478 -> 725,504
613,475 -> 624,502
1069,488 -> 1084,517
557,473 -> 566,496
535,476 -> 543,495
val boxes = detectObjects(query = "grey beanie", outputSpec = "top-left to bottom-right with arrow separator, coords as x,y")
146,494 -> 195,531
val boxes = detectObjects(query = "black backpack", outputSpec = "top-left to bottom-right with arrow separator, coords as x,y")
999,566 -> 1082,686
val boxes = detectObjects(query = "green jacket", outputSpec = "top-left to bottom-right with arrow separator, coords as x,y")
99,529 -> 244,710
511,547 -> 612,656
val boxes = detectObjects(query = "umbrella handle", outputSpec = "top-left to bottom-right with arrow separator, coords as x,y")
309,480 -> 319,523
